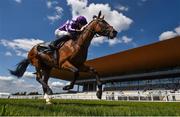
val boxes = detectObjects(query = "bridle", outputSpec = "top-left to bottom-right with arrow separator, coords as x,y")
82,19 -> 112,38
95,19 -> 113,38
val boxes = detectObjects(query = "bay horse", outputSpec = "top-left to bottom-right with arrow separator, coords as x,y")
9,11 -> 117,104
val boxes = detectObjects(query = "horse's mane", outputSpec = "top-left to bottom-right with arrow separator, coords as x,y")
76,19 -> 95,40
68,18 -> 102,45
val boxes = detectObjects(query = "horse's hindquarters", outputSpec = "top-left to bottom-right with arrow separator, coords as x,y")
28,45 -> 40,67
29,45 -> 56,68
38,52 -> 55,67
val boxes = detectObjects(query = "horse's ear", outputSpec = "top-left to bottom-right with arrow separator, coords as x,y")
93,15 -> 97,20
101,15 -> 104,19
98,11 -> 101,18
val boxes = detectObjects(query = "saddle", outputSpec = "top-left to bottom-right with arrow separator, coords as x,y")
37,42 -> 65,53
37,41 -> 66,63
37,42 -> 51,53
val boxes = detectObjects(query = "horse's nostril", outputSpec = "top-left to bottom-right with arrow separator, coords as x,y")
113,30 -> 117,36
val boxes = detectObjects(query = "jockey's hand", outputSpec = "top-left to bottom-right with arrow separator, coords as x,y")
81,25 -> 87,30
80,27 -> 86,32
75,29 -> 82,32
76,29 -> 84,32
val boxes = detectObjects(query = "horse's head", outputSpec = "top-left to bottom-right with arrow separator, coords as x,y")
92,11 -> 118,39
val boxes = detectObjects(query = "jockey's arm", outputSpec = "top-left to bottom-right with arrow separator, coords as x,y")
68,26 -> 83,32
76,24 -> 87,32
67,25 -> 76,32
82,24 -> 88,28
67,22 -> 87,32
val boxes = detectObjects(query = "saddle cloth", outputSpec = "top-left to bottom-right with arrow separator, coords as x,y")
37,41 -> 65,61
38,42 -> 51,51
37,42 -> 57,61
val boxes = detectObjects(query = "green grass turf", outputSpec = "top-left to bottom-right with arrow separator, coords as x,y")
0,99 -> 180,116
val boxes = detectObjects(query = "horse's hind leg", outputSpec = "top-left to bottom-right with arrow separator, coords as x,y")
63,71 -> 79,90
62,61 -> 79,90
35,68 -> 51,94
42,68 -> 53,95
35,67 -> 53,104
42,68 -> 53,104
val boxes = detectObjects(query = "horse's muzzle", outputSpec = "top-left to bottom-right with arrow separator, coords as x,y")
109,30 -> 118,39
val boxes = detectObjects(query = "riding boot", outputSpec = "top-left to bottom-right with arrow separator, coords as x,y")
49,39 -> 61,50
49,35 -> 69,51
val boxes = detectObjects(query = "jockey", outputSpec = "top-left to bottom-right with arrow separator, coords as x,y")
49,16 -> 88,50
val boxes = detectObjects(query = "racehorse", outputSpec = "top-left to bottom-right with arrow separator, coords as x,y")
9,11 -> 117,104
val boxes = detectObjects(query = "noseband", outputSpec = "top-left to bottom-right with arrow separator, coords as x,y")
98,21 -> 112,36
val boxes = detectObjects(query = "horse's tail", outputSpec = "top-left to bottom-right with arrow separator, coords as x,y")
9,58 -> 30,78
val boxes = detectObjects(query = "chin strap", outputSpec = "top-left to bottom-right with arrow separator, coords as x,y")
95,34 -> 101,37
95,34 -> 110,39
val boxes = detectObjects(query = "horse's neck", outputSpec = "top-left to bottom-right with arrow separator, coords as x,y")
76,23 -> 95,49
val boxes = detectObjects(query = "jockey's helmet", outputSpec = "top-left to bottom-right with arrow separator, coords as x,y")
76,16 -> 87,25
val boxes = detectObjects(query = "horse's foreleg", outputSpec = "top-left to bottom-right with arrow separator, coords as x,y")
80,65 -> 102,99
89,67 -> 102,99
62,61 -> 79,90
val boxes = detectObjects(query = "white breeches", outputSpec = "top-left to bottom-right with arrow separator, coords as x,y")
54,29 -> 71,39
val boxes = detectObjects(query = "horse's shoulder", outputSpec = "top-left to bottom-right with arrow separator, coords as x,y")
63,40 -> 75,46
61,40 -> 79,52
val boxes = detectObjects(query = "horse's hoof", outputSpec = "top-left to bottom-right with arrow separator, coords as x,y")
46,101 -> 52,105
63,85 -> 73,90
96,90 -> 102,99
